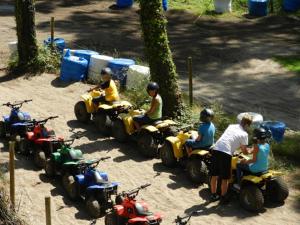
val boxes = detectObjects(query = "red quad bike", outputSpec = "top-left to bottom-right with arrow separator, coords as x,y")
105,183 -> 162,225
18,116 -> 64,168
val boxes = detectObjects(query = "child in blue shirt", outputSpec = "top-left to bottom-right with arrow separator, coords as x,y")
185,108 -> 216,155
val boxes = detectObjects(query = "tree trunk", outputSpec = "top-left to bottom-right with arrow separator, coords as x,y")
15,0 -> 38,66
139,0 -> 183,118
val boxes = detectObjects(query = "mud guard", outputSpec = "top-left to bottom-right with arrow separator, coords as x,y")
80,90 -> 101,113
141,125 -> 158,133
75,174 -> 85,185
128,217 -> 148,223
190,149 -> 210,157
114,205 -> 124,216
165,136 -> 183,159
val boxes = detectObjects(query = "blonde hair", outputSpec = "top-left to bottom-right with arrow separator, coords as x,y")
240,114 -> 253,127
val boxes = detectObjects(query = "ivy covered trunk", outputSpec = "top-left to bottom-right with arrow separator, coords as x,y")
15,0 -> 38,66
139,0 -> 183,118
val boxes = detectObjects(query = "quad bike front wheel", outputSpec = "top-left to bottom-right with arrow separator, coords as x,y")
18,139 -> 31,155
45,159 -> 55,177
93,113 -> 111,136
186,158 -> 208,184
111,119 -> 128,142
104,212 -> 119,225
86,196 -> 101,218
34,149 -> 46,169
62,173 -> 79,200
0,121 -> 5,138
266,177 -> 289,203
160,141 -> 177,167
240,184 -> 264,212
74,101 -> 91,122
138,131 -> 158,158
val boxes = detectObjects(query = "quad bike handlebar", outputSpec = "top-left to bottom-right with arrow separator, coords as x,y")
27,116 -> 59,126
118,183 -> 151,199
2,99 -> 32,109
76,156 -> 111,170
174,211 -> 200,225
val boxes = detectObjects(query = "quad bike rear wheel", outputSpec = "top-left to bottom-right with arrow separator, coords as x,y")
34,148 -> 46,169
138,131 -> 158,158
74,101 -> 91,122
86,196 -> 101,218
111,119 -> 128,142
266,177 -> 289,203
160,141 -> 177,167
62,173 -> 79,200
104,212 -> 119,225
0,121 -> 5,138
94,113 -> 111,136
18,139 -> 31,155
186,158 -> 208,184
45,159 -> 55,177
240,184 -> 264,212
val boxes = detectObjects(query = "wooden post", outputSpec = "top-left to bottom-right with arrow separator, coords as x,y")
50,17 -> 55,49
45,196 -> 52,225
187,57 -> 193,106
9,141 -> 15,209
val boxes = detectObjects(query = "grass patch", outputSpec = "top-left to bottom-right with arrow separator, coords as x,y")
274,55 -> 300,74
8,45 -> 61,75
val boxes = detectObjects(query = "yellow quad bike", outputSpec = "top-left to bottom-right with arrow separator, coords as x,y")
111,108 -> 177,158
230,153 -> 289,212
160,128 -> 211,184
74,90 -> 132,134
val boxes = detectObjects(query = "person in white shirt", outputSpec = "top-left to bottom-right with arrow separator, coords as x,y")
210,114 -> 253,204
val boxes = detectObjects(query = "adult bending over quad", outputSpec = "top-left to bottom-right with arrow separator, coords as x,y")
91,67 -> 120,105
185,108 -> 215,155
210,114 -> 252,204
133,82 -> 162,131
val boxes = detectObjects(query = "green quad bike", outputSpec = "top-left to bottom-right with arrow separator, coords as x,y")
160,127 -> 212,184
229,153 -> 289,212
74,89 -> 132,135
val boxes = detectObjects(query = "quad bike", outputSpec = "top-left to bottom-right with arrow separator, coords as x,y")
17,116 -> 63,168
64,157 -> 119,218
0,100 -> 32,139
105,183 -> 162,225
44,135 -> 84,178
74,89 -> 132,135
160,127 -> 211,184
174,211 -> 200,225
228,152 -> 289,212
112,108 -> 177,158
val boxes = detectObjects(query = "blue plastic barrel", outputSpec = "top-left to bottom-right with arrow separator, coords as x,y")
60,55 -> 88,82
116,0 -> 134,8
162,0 -> 168,11
283,0 -> 300,12
73,50 -> 99,65
108,58 -> 135,86
44,37 -> 66,53
261,121 -> 286,142
248,0 -> 268,17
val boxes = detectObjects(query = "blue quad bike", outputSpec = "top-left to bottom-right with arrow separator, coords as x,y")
63,157 -> 119,218
0,100 -> 32,140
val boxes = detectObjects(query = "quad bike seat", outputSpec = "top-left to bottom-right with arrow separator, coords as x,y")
135,203 -> 153,216
68,149 -> 83,160
243,170 -> 268,177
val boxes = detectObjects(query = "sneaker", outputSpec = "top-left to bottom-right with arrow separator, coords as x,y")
233,183 -> 240,191
210,193 -> 220,202
219,195 -> 230,205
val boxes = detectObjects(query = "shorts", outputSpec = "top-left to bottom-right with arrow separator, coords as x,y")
210,150 -> 232,179
185,139 -> 210,150
92,96 -> 108,104
133,114 -> 158,126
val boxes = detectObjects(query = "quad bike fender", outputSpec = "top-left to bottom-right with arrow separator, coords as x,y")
128,217 -> 148,223
75,174 -> 85,185
80,91 -> 101,113
165,136 -> 183,159
3,115 -> 9,122
25,131 -> 35,140
155,119 -> 176,129
190,149 -> 210,157
119,115 -> 135,135
51,152 -> 61,162
113,205 -> 125,216
242,175 -> 263,184
98,103 -> 113,110
141,125 -> 158,133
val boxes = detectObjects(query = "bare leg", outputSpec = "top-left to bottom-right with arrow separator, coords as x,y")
221,179 -> 229,196
210,176 -> 218,194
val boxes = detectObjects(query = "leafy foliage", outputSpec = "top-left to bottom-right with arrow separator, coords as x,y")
274,55 -> 300,74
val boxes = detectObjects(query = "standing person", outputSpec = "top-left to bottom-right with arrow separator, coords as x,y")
133,82 -> 162,132
185,108 -> 216,155
91,67 -> 119,105
235,127 -> 270,189
210,115 -> 252,204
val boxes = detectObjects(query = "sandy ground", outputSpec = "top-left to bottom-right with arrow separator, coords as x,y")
0,73 -> 299,225
1,0 -> 300,129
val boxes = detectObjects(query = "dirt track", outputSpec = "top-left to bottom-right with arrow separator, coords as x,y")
0,73 -> 299,225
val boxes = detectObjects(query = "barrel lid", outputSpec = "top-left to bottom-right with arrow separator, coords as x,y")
109,58 -> 135,66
